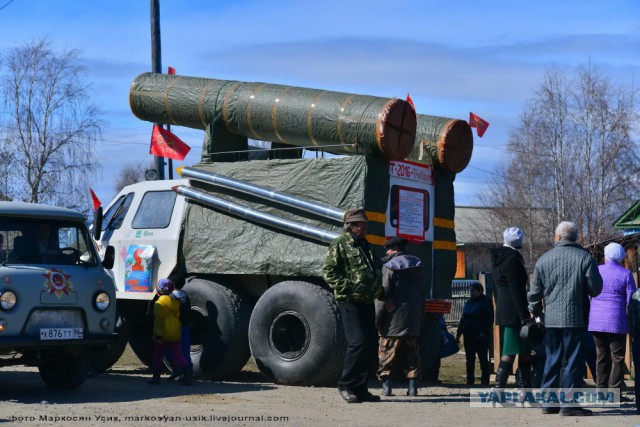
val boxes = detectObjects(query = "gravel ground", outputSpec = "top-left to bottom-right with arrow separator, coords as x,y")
0,351 -> 638,427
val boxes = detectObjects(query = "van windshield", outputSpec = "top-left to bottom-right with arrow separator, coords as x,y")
0,218 -> 97,266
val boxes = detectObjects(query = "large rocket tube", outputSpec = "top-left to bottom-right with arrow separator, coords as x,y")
130,73 -> 416,160
406,114 -> 474,173
179,166 -> 345,223
174,185 -> 340,244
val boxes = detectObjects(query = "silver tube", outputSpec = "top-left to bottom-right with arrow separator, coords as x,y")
180,166 -> 345,223
174,185 -> 340,245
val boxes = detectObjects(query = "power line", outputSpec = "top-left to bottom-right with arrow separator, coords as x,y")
0,0 -> 15,11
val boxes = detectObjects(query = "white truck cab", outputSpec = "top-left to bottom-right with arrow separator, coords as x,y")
0,202 -> 117,389
97,179 -> 187,301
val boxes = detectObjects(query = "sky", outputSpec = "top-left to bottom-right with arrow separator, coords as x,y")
0,0 -> 638,207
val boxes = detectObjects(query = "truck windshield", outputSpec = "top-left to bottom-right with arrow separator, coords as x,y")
0,218 -> 97,266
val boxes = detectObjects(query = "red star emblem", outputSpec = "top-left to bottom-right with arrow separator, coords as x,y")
3,274 -> 11,285
43,268 -> 73,298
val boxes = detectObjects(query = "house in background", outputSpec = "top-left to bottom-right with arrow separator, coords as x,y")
454,207 -> 504,279
585,200 -> 640,275
454,206 -> 553,279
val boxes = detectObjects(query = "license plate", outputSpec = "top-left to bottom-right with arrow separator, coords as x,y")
39,328 -> 83,340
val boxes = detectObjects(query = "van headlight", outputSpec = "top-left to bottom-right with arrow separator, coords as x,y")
94,292 -> 110,311
0,291 -> 16,310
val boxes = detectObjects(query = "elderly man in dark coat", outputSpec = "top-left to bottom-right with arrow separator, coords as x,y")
529,221 -> 602,417
375,237 -> 424,397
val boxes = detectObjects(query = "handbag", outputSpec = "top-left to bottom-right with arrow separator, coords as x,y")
440,329 -> 460,358
520,317 -> 545,344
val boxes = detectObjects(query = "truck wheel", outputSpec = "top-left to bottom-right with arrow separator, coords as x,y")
248,281 -> 346,386
38,353 -> 90,389
420,314 -> 441,380
128,319 -> 154,367
89,315 -> 129,374
186,278 -> 252,380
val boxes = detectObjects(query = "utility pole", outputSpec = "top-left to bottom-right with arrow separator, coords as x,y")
150,0 -> 165,180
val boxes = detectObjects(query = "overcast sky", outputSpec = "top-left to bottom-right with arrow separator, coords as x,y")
1,0 -> 638,206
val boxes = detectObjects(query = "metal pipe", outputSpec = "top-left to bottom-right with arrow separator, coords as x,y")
178,166 -> 345,223
174,185 -> 340,245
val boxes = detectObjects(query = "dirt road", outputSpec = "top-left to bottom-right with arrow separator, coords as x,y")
1,354 -> 637,427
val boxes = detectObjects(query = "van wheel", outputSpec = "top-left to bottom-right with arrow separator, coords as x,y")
128,319 -> 154,367
186,278 -> 252,380
89,315 -> 129,374
248,281 -> 346,386
39,353 -> 90,389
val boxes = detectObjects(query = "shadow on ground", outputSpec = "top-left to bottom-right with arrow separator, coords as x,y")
0,366 -> 276,405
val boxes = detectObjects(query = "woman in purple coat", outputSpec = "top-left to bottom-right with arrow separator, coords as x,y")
588,242 -> 636,390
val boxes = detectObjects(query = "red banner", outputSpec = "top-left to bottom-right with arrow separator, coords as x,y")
407,92 -> 416,111
89,188 -> 101,210
168,66 -> 176,75
149,125 -> 191,161
469,112 -> 490,138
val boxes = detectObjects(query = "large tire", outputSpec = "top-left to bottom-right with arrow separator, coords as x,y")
420,314 -> 441,380
89,315 -> 129,374
128,318 -> 154,367
186,277 -> 252,380
248,281 -> 346,386
39,353 -> 90,389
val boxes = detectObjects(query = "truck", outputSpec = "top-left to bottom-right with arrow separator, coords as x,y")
0,202 -> 117,389
95,72 -> 473,386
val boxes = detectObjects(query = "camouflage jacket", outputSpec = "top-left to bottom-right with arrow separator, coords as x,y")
322,231 -> 382,303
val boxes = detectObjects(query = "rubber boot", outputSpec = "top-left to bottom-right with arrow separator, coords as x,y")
147,369 -> 161,385
517,360 -> 532,388
167,369 -> 180,381
180,364 -> 193,386
381,377 -> 392,396
480,372 -> 490,387
407,378 -> 418,397
494,360 -> 511,389
465,356 -> 475,385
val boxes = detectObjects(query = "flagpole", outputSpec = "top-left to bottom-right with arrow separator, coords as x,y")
150,0 -> 165,180
167,124 -> 173,179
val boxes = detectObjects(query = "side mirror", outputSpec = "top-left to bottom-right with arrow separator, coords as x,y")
103,245 -> 115,270
93,206 -> 103,241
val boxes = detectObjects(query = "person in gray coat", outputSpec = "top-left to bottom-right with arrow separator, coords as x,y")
528,221 -> 603,417
375,237 -> 424,397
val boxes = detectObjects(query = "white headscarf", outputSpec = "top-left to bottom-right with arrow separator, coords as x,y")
604,242 -> 625,263
503,227 -> 523,249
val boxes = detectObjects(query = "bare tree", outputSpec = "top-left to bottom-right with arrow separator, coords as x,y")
0,39 -> 102,211
115,163 -> 145,192
486,63 -> 639,248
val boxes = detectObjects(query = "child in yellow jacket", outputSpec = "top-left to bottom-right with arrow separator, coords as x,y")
148,278 -> 189,385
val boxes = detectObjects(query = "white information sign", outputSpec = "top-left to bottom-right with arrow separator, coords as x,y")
385,160 -> 435,242
398,188 -> 426,237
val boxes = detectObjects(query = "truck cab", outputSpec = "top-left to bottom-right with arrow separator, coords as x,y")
97,179 -> 186,301
0,202 -> 117,389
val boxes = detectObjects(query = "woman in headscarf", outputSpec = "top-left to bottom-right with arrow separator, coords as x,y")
491,227 -> 532,389
588,243 -> 636,392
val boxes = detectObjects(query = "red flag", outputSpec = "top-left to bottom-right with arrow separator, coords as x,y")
469,112 -> 490,138
149,125 -> 191,161
168,66 -> 176,75
89,188 -> 101,211
406,93 -> 415,110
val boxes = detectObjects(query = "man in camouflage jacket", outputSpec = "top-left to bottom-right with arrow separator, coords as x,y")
323,207 -> 382,403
